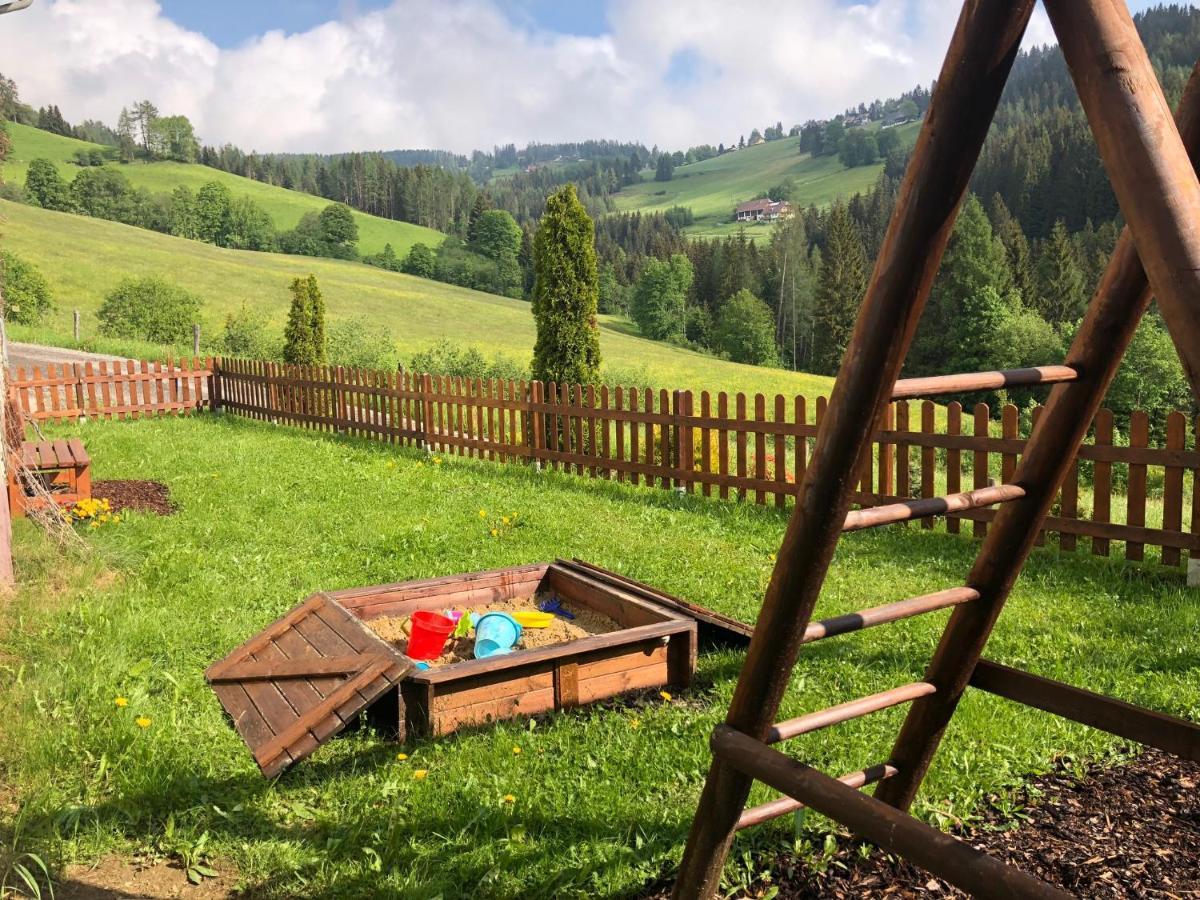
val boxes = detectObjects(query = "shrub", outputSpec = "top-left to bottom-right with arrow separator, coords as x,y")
0,250 -> 53,324
97,276 -> 202,344
402,242 -> 435,278
219,305 -> 279,359
713,289 -> 779,365
327,317 -> 396,370
408,340 -> 528,381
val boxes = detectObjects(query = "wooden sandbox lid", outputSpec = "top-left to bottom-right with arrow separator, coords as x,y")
205,592 -> 412,778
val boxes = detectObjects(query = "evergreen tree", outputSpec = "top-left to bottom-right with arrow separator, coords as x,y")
467,193 -> 493,243
655,154 -> 673,182
988,193 -> 1035,303
116,107 -> 137,162
911,194 -> 1014,376
25,158 -> 73,211
812,202 -> 867,373
283,275 -> 327,365
1035,219 -> 1087,327
531,184 -> 601,385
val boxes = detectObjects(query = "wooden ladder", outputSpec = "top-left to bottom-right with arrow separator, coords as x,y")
673,2 -> 1200,898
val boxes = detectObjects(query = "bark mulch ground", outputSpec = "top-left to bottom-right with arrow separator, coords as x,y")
92,480 -> 176,516
650,749 -> 1200,898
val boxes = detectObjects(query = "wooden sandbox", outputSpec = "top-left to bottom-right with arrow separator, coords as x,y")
208,560 -> 701,776
335,560 -> 698,739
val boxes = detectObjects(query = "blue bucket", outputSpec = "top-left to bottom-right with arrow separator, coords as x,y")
474,612 -> 523,659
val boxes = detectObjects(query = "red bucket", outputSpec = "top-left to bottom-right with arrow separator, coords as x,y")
407,610 -> 455,660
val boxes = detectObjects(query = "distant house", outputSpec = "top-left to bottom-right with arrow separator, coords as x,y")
734,198 -> 792,223
748,133 -> 766,146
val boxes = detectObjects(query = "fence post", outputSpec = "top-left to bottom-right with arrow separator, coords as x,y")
72,362 -> 86,422
530,380 -> 544,471
209,357 -> 222,414
73,309 -> 80,342
674,390 -> 692,495
421,373 -> 434,453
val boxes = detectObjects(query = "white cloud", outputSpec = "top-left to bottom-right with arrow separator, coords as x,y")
0,0 -> 1132,155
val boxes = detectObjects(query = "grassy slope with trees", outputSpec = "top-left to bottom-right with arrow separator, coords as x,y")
1,122 -> 445,257
0,198 -> 834,400
612,121 -> 920,239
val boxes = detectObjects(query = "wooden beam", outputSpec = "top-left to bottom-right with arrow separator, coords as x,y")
1045,0 -> 1200,406
970,659 -> 1200,762
765,682 -> 935,744
735,762 -> 897,831
875,52 -> 1200,813
711,726 -> 1070,899
891,366 -> 1077,400
803,587 -> 978,643
670,3 -> 1037,896
842,484 -> 1024,532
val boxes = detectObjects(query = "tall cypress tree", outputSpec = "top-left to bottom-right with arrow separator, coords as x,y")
531,184 -> 601,385
812,202 -> 868,374
283,275 -> 327,365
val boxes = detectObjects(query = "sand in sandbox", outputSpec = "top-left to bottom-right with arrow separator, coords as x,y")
365,595 -> 620,667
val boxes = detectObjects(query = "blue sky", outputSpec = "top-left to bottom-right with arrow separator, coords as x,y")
160,0 -> 610,48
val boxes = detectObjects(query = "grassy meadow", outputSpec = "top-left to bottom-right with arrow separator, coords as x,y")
1,123 -> 444,257
0,199 -> 836,401
612,122 -> 921,240
0,413 -> 1196,897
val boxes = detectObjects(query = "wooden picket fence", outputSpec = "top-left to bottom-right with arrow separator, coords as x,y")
208,358 -> 1200,569
10,359 -> 212,422
9,357 -> 1198,568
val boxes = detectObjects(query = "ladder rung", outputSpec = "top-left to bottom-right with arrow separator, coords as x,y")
843,484 -> 1025,532
736,762 -> 898,830
891,365 -> 1078,400
802,586 -> 979,644
765,682 -> 936,744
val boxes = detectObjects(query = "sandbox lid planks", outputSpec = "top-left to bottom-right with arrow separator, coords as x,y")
205,592 -> 412,778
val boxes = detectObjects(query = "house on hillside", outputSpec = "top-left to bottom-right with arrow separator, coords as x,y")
734,198 -> 792,223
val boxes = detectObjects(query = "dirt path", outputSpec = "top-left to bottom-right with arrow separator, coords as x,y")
7,342 -> 133,372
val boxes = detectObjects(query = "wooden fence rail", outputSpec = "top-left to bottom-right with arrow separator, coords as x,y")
10,357 -> 1199,569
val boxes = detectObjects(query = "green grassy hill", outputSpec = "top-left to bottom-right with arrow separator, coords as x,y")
613,122 -> 920,240
0,199 -> 834,400
1,123 -> 444,257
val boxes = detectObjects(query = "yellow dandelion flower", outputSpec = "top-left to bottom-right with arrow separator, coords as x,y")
89,521 -> 100,530
502,516 -> 510,525
387,460 -> 396,469
433,457 -> 442,465
490,529 -> 499,538
512,745 -> 522,755
502,794 -> 516,804
135,716 -> 151,729
412,769 -> 428,780
114,696 -> 128,708
395,752 -> 409,761
768,553 -> 776,562
630,718 -> 640,730
112,515 -> 121,524
660,691 -> 673,702
479,509 -> 488,518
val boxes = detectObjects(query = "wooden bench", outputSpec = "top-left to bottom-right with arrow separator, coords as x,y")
8,438 -> 92,517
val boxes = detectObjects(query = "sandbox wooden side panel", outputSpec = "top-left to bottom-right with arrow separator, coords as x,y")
335,564 -> 549,620
420,634 -> 694,736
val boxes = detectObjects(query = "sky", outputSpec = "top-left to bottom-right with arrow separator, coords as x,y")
0,0 -> 1181,156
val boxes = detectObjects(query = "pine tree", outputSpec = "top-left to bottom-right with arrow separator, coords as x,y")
912,194 -> 1015,379
988,193 -> 1035,303
1035,219 -> 1087,327
812,202 -> 868,373
531,184 -> 601,385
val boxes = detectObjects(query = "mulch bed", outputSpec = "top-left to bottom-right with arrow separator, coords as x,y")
650,749 -> 1200,898
92,480 -> 176,516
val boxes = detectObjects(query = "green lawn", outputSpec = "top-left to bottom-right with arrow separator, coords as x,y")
612,123 -> 921,240
1,414 -> 1196,897
0,199 -> 835,401
1,123 -> 444,257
